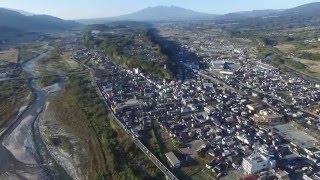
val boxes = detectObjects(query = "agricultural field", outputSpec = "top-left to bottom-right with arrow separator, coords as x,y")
294,58 -> 320,73
0,49 -> 18,63
275,44 -> 296,54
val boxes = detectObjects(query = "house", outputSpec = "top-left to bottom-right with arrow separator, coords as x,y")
204,106 -> 215,114
303,171 -> 320,180
0,72 -> 7,78
165,152 -> 181,168
133,68 -> 140,74
208,149 -> 215,157
252,109 -> 284,125
246,103 -> 264,112
276,170 -> 290,180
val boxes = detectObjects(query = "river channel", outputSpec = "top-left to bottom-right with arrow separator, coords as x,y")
0,46 -> 71,179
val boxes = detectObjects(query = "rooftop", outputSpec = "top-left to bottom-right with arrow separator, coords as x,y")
274,123 -> 320,149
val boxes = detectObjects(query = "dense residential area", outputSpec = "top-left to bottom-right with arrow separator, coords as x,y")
2,1 -> 320,180
69,19 -> 320,179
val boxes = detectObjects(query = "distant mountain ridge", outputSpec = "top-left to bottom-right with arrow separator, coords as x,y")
218,9 -> 284,20
5,8 -> 34,16
224,2 -> 320,29
77,6 -> 218,24
2,2 -> 320,30
0,8 -> 80,32
77,2 -> 320,25
115,6 -> 217,21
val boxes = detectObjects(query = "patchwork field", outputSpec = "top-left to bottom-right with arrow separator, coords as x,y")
303,47 -> 320,54
295,58 -> 320,72
0,49 -> 18,63
275,44 -> 296,54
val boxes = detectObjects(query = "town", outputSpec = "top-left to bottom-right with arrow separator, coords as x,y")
1,2 -> 320,180
69,22 -> 320,180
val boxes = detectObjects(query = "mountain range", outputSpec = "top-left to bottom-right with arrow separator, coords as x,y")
77,2 -> 320,25
1,2 -> 320,32
0,8 -> 80,32
78,6 -> 218,24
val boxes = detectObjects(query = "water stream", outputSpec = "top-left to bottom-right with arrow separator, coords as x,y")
0,46 -> 71,179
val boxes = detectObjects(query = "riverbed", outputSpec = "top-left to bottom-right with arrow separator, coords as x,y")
0,46 -> 71,179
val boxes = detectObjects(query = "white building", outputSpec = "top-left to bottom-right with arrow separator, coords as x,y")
165,152 -> 180,168
0,72 -> 7,78
133,68 -> 140,74
242,152 -> 276,174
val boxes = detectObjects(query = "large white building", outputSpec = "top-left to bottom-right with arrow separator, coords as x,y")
242,152 -> 276,174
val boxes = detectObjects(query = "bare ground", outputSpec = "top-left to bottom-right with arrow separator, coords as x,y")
38,101 -> 82,180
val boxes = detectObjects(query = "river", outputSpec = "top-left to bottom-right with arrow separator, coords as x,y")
0,46 -> 71,179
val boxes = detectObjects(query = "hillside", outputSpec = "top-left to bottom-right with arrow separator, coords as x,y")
218,9 -> 283,20
77,6 -> 217,24
0,8 -> 80,32
115,6 -> 215,21
219,2 -> 320,30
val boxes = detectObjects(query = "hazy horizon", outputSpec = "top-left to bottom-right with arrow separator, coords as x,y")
0,0 -> 318,20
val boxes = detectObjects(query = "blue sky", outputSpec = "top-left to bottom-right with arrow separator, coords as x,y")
0,0 -> 318,19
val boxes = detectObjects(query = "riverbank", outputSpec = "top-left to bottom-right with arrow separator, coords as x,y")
38,101 -> 82,180
0,43 -> 72,179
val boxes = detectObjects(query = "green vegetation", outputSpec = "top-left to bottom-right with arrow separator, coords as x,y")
19,49 -> 39,62
36,47 -> 81,87
16,42 -> 47,62
0,49 -> 18,63
298,51 -> 320,61
257,47 -> 272,59
0,80 -> 30,129
271,55 -> 307,70
144,120 -> 167,165
49,74 -> 164,179
271,55 -> 320,77
40,47 -> 80,73
285,59 -> 307,70
38,75 -> 60,87
82,27 -> 171,79
41,48 -> 66,70
0,27 -> 42,43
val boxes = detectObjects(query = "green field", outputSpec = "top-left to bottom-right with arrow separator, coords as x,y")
0,80 -> 30,130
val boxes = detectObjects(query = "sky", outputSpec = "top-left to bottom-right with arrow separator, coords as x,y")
0,0 -> 318,20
